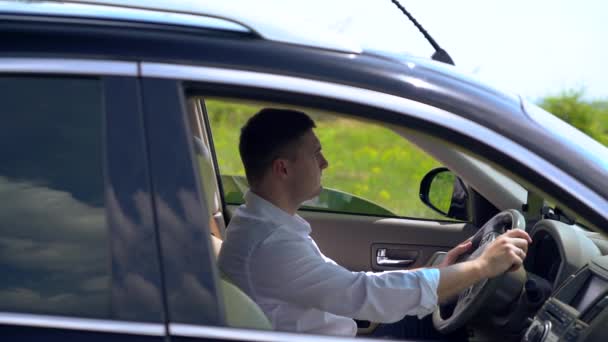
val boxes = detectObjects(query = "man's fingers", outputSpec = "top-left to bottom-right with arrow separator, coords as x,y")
507,248 -> 524,272
447,240 -> 473,257
505,237 -> 530,253
512,245 -> 526,259
440,241 -> 474,267
456,240 -> 473,252
481,234 -> 530,276
508,262 -> 523,272
504,229 -> 532,243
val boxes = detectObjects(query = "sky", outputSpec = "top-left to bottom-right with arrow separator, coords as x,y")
225,0 -> 607,102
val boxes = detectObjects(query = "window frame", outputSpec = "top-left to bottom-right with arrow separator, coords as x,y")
139,77 -> 225,327
157,63 -> 607,229
199,96 -> 457,221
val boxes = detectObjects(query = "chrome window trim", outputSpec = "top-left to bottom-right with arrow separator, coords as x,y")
170,323 -> 359,342
0,58 -> 138,76
0,312 -> 164,336
141,62 -> 608,222
0,1 -> 249,33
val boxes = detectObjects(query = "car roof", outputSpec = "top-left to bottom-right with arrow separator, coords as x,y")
0,0 -> 362,53
0,0 -> 520,110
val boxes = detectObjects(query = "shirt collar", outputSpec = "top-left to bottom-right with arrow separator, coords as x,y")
244,191 -> 311,235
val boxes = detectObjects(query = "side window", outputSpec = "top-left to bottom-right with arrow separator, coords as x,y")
205,98 -> 451,220
0,76 -> 110,318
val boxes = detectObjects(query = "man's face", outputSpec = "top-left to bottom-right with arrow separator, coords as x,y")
287,130 -> 328,203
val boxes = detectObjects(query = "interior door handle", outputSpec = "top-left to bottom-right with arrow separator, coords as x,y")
376,248 -> 415,267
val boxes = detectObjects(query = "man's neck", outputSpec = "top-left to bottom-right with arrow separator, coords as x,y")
251,187 -> 299,215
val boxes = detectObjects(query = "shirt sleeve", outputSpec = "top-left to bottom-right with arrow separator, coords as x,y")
249,230 -> 440,323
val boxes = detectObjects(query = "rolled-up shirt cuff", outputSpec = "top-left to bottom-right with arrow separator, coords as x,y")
414,268 -> 440,318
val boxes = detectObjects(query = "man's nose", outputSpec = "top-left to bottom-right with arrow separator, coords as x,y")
319,154 -> 329,170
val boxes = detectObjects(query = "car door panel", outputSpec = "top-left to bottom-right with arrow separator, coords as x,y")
225,205 -> 475,272
303,211 -> 475,271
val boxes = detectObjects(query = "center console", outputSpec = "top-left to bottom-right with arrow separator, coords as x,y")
523,255 -> 608,342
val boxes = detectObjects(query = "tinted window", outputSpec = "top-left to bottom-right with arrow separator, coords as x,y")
0,77 -> 109,318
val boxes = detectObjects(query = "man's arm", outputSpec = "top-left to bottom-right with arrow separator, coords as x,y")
437,229 -> 532,302
250,231 -> 440,323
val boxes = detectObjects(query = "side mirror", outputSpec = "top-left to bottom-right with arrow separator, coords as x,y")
419,167 -> 469,221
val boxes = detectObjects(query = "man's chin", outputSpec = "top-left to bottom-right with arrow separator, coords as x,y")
301,187 -> 323,207
305,186 -> 323,202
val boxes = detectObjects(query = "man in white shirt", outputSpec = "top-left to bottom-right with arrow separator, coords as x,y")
218,108 -> 531,337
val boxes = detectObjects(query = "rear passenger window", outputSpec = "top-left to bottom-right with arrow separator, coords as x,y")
0,77 -> 110,318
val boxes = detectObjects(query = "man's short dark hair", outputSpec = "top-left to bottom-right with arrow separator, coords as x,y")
239,108 -> 316,185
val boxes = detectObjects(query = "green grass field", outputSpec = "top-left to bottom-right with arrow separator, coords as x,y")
206,99 -> 447,220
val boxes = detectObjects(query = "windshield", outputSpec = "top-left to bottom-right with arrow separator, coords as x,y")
522,100 -> 608,229
523,100 -> 608,172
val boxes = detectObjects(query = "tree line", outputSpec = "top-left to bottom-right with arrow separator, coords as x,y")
539,91 -> 608,146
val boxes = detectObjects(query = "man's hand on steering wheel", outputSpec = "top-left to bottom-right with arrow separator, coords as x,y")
475,229 -> 532,278
438,240 -> 473,268
433,210 -> 531,333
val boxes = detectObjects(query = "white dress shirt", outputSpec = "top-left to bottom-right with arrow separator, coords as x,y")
218,191 -> 439,336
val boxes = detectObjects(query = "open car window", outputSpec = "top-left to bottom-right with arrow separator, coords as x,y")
200,97 -> 458,221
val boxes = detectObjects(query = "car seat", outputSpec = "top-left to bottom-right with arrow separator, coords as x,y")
194,136 -> 271,330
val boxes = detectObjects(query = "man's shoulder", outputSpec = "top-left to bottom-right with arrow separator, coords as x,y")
227,208 -> 277,236
223,210 -> 303,253
219,213 -> 299,274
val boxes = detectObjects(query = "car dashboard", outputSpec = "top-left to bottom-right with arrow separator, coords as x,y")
527,220 -> 602,288
526,230 -> 562,288
524,256 -> 608,342
521,219 -> 608,342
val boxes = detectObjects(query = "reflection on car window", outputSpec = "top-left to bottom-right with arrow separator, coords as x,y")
204,98 -> 450,220
0,77 -> 110,318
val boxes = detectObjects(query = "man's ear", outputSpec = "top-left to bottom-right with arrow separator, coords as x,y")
270,158 -> 289,179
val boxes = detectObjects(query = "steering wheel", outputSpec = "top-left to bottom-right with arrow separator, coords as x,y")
432,209 -> 526,333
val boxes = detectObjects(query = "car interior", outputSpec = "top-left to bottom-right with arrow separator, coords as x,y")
184,95 -> 608,341
187,98 -> 272,330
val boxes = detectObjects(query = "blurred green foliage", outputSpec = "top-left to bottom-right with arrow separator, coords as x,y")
538,90 -> 608,146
